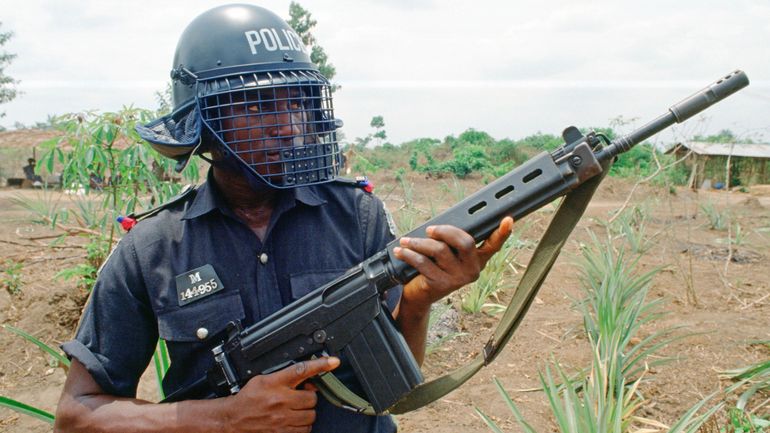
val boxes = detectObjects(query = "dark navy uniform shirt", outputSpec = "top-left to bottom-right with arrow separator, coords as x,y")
63,171 -> 401,433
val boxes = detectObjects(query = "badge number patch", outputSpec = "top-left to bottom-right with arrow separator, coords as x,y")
175,264 -> 225,306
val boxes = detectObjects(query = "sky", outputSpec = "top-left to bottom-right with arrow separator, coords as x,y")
2,0 -> 769,146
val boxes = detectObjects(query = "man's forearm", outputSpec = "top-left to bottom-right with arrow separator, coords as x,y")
395,294 -> 431,366
55,392 -> 231,433
54,360 -> 231,433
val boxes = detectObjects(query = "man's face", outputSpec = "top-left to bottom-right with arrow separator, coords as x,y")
218,86 -> 312,180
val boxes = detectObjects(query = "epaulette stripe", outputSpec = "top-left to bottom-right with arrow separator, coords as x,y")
333,176 -> 374,193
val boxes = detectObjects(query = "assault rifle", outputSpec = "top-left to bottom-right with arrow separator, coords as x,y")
164,70 -> 749,414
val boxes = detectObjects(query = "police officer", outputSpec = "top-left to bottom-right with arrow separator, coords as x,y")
54,4 -> 513,433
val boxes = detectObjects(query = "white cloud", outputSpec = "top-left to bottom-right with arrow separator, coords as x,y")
1,0 -> 768,143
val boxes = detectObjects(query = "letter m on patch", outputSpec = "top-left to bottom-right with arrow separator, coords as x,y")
189,272 -> 202,284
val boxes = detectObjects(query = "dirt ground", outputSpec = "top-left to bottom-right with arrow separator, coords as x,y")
0,174 -> 768,432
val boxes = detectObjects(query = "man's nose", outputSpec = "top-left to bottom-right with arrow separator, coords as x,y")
267,105 -> 301,138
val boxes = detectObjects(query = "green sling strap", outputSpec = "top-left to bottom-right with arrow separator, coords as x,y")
314,166 -> 609,416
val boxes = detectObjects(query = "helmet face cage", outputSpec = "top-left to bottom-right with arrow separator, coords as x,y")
197,69 -> 341,188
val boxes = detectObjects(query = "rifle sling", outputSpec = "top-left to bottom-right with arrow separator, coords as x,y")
313,165 -> 609,416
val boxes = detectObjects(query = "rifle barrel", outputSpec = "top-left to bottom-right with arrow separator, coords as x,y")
597,70 -> 749,160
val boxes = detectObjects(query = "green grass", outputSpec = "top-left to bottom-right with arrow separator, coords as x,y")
609,203 -> 657,254
2,324 -> 172,423
475,232 -> 719,433
720,341 -> 770,415
0,396 -> 55,425
153,340 -> 171,400
461,230 -> 524,315
700,201 -> 730,231
1,259 -> 23,295
720,407 -> 770,433
1,325 -> 68,425
3,324 -> 71,370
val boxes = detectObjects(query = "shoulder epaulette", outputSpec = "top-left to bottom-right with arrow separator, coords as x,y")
116,184 -> 198,231
333,176 -> 374,193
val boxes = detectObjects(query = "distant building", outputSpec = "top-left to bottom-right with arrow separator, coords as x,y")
665,141 -> 770,188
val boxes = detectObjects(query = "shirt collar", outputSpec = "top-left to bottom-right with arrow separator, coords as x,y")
182,169 -> 326,220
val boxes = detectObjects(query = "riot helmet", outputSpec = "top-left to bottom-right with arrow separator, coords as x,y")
137,4 -> 342,188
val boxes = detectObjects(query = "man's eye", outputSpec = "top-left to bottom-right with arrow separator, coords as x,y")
247,103 -> 275,113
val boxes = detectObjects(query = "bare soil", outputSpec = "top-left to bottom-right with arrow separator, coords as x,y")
1,174 -> 768,432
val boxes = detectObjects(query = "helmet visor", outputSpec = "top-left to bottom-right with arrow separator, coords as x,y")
198,70 -> 341,188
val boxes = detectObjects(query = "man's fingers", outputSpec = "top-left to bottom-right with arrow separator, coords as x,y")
289,388 -> 319,410
283,407 -> 318,428
399,236 -> 458,266
425,225 -> 477,254
394,244 -> 444,281
401,225 -> 478,267
478,217 -> 514,260
271,357 -> 340,388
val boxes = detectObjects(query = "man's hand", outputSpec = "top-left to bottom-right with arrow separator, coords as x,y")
224,357 -> 340,433
55,357 -> 338,433
394,216 -> 514,308
392,217 -> 514,364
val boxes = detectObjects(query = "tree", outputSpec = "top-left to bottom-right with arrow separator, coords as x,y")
0,21 -> 20,119
287,2 -> 338,91
694,129 -> 743,143
370,115 -> 386,146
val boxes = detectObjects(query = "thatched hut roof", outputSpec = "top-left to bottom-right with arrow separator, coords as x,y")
665,141 -> 770,159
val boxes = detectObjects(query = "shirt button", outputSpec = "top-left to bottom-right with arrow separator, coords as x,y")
196,327 -> 209,340
259,253 -> 268,265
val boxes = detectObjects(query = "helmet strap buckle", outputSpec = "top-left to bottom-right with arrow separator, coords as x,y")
171,65 -> 199,86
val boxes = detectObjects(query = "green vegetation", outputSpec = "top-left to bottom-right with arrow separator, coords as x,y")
370,115 -> 387,146
1,9 -> 761,426
721,408 -> 769,433
27,108 -> 200,292
350,126 -> 693,186
476,233 -> 717,433
0,397 -> 55,425
717,223 -> 747,246
0,21 -> 20,122
4,108 -> 194,425
1,259 -> 23,295
54,234 -> 109,291
2,323 -> 172,422
287,2 -> 337,90
153,340 -> 171,400
720,342 -> 770,421
700,201 -> 730,231
3,324 -> 70,370
461,230 -> 524,315
693,129 -> 752,144
0,324 -> 68,424
603,202 -> 657,254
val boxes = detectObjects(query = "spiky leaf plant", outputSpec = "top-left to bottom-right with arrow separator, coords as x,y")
476,231 -> 718,433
